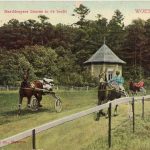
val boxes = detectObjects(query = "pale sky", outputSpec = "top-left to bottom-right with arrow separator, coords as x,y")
0,1 -> 150,26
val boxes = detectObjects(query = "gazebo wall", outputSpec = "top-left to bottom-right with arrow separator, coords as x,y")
87,63 -> 122,80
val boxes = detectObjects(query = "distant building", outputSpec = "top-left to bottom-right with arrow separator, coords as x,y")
84,43 -> 126,80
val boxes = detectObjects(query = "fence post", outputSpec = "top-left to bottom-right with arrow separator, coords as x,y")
71,86 -> 74,91
142,97 -> 144,119
32,129 -> 36,150
108,103 -> 112,148
86,86 -> 89,91
132,97 -> 135,133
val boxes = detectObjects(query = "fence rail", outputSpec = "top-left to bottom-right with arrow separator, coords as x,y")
0,95 -> 150,148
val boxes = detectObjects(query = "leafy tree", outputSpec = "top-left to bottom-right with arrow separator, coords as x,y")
144,19 -> 150,74
17,54 -> 35,80
84,15 -> 108,51
38,15 -> 49,24
21,45 -> 58,78
55,46 -> 76,85
0,19 -> 29,49
92,14 -> 108,44
107,10 -> 125,55
37,15 -> 54,46
0,11 -> 149,85
21,19 -> 37,45
123,19 -> 147,78
72,4 -> 90,28
0,50 -> 18,85
0,50 -> 34,85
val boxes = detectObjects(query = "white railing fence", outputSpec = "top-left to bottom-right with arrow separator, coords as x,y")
0,95 -> 150,148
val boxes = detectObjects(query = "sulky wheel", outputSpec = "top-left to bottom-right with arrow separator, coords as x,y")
30,96 -> 39,111
55,98 -> 62,113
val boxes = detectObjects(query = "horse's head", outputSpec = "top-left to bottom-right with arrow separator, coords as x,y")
23,68 -> 30,81
129,79 -> 134,88
98,71 -> 108,90
99,71 -> 107,83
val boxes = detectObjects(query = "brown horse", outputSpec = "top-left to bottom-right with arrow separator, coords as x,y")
96,73 -> 126,121
129,80 -> 146,95
18,69 -> 43,114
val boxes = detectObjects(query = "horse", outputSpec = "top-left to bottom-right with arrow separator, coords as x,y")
129,80 -> 146,96
18,80 -> 43,115
96,73 -> 127,121
18,68 -> 54,114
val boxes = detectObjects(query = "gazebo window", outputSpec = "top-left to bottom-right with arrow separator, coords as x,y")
108,71 -> 113,80
107,69 -> 113,80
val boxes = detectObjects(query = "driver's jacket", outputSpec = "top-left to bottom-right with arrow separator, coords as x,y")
109,75 -> 124,85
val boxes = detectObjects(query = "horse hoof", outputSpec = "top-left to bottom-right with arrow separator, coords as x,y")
95,117 -> 100,121
101,112 -> 106,116
114,114 -> 118,116
27,106 -> 31,109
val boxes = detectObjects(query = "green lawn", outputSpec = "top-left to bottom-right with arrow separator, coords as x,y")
0,89 -> 150,150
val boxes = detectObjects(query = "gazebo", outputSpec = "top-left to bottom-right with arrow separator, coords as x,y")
84,43 -> 126,80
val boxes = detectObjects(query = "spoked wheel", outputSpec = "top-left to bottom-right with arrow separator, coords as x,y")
55,98 -> 62,113
30,96 -> 39,111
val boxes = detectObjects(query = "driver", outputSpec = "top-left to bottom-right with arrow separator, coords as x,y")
108,71 -> 125,92
43,78 -> 54,91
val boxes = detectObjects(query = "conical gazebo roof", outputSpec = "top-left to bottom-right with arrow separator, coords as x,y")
84,44 -> 126,64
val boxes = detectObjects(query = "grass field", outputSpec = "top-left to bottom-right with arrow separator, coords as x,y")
0,89 -> 150,150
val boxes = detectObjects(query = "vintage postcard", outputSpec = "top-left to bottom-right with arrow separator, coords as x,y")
0,1 -> 150,150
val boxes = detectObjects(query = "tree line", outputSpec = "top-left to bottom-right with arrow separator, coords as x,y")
0,4 -> 150,86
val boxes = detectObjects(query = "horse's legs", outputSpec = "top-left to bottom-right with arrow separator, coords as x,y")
96,99 -> 106,121
100,109 -> 106,116
38,97 -> 42,107
114,104 -> 118,116
35,93 -> 42,107
18,95 -> 23,115
96,99 -> 101,121
140,87 -> 146,95
105,103 -> 118,118
143,88 -> 146,95
27,97 -> 31,108
96,112 -> 100,121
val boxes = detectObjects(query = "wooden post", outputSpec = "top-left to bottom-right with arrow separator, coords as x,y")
86,86 -> 89,91
142,97 -> 144,119
132,97 -> 135,133
71,86 -> 73,91
32,129 -> 36,150
6,85 -> 9,91
108,103 -> 112,148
